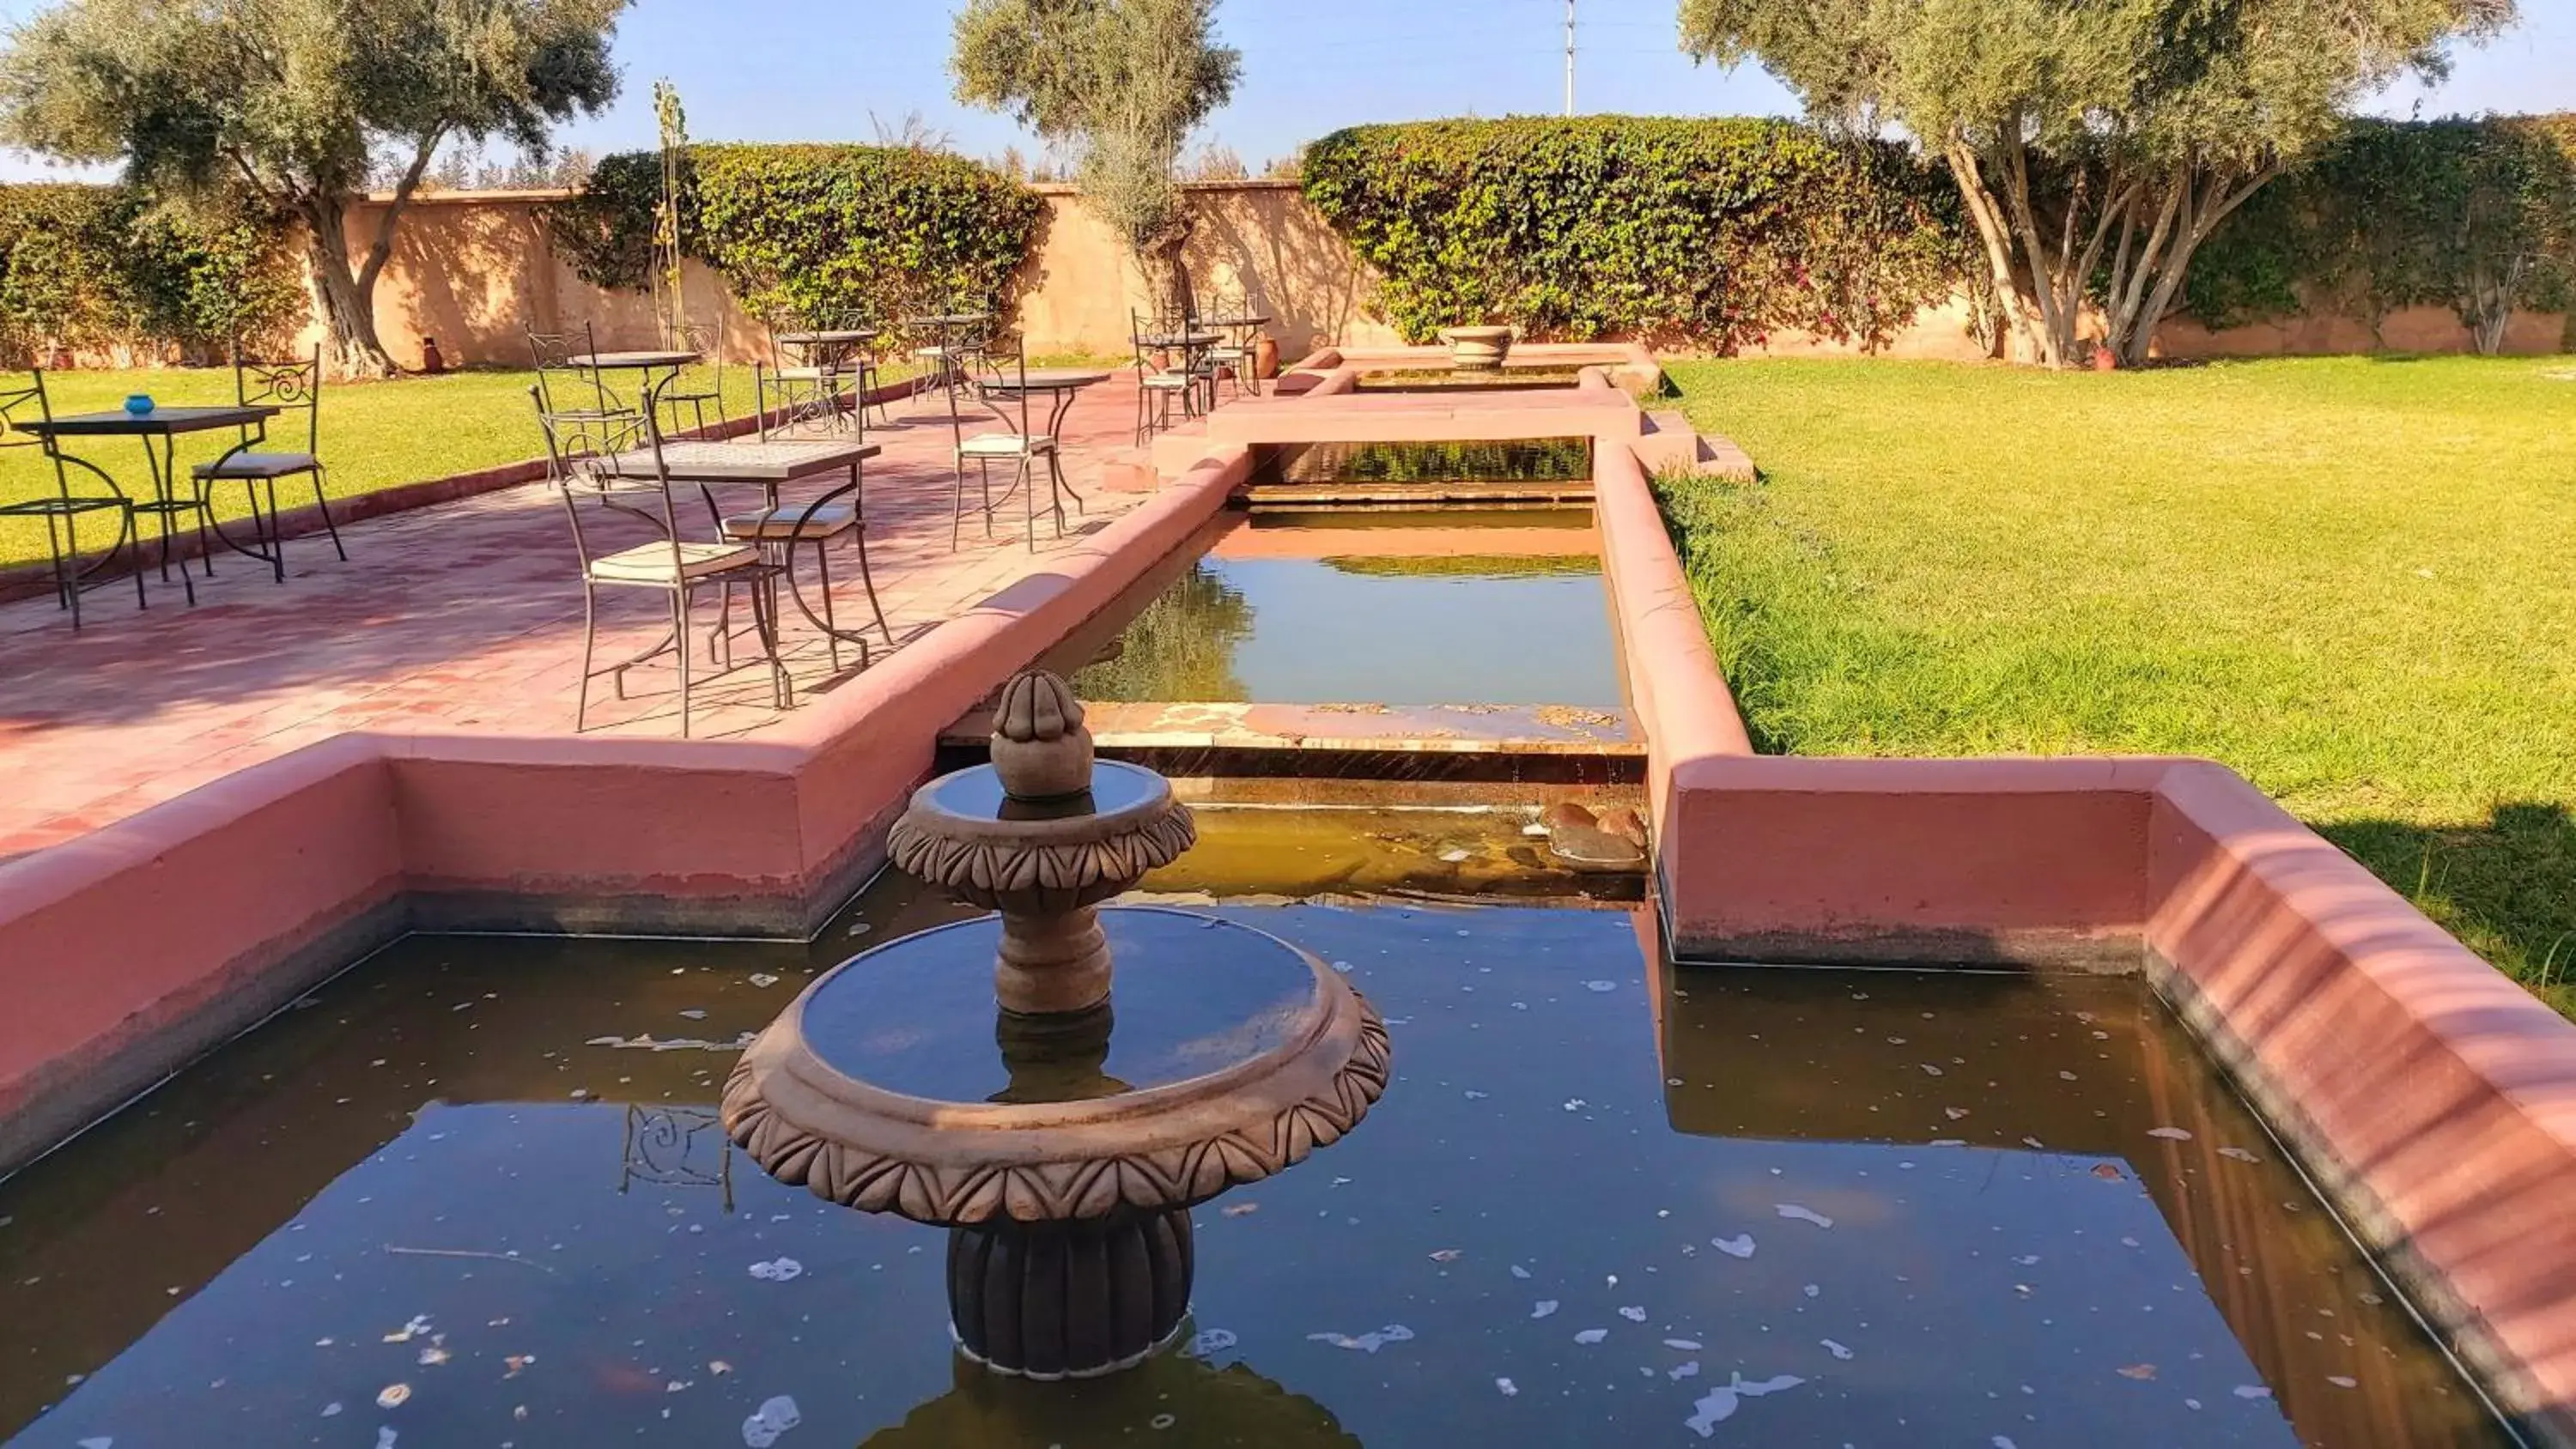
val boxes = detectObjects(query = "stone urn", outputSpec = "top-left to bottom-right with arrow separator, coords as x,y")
1437,325 -> 1514,370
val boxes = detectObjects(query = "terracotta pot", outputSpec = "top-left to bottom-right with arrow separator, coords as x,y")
1253,332 -> 1279,381
2089,345 -> 2119,372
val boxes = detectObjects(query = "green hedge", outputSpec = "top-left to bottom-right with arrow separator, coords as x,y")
2189,115 -> 2576,334
0,185 -> 304,365
549,143 -> 1046,333
1299,118 -> 1965,352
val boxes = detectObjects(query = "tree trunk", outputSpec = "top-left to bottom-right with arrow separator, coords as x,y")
300,197 -> 399,379
1137,212 -> 1196,321
1943,142 -> 2043,365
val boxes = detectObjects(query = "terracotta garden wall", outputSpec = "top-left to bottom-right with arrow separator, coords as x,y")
289,182 -> 2567,372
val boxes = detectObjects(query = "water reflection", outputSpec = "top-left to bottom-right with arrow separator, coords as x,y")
1062,513 -> 1622,708
0,887 -> 2506,1446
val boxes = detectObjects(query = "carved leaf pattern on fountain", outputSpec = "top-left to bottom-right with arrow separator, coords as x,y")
720,1003 -> 1393,1225
887,806 -> 1198,912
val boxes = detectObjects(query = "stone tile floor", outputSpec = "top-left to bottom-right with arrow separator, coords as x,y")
0,378 -> 1171,861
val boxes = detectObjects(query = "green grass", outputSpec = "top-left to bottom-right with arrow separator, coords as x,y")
0,361 -> 926,571
1662,355 -> 2576,1007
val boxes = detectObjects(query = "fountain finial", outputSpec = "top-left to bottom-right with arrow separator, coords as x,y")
990,670 -> 1095,802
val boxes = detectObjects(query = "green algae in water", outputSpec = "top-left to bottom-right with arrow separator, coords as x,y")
0,876 -> 2506,1447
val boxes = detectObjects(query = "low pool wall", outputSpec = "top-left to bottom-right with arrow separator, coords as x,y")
0,445 -> 1251,1175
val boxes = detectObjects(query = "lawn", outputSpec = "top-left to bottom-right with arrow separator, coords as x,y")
1662,355 -> 2576,1007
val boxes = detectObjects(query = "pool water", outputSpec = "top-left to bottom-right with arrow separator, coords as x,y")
1253,439 -> 1592,488
0,851 -> 2504,1447
1057,511 -> 1625,709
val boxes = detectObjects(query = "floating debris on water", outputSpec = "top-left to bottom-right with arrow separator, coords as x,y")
1685,1373 -> 1807,1437
1186,1329 -> 1238,1356
1430,1248 -> 1464,1262
375,1384 -> 410,1410
1510,1264 -> 1532,1279
2218,1147 -> 2261,1163
381,1316 -> 433,1344
2118,1364 -> 2158,1381
1495,1377 -> 1519,1397
748,973 -> 780,988
1532,1300 -> 1559,1319
1573,1328 -> 1608,1345
2233,1385 -> 2273,1400
585,1033 -> 757,1053
1584,980 -> 1618,993
1307,1325 -> 1413,1354
741,1394 -> 802,1447
1665,1337 -> 1702,1350
1618,1306 -> 1646,1322
747,1258 -> 803,1282
1821,1339 -> 1853,1361
2148,1127 -> 2195,1141
1775,1204 -> 1835,1229
1670,1361 -> 1700,1380
1711,1234 -> 1756,1258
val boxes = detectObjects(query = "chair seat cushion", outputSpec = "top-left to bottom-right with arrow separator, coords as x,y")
193,452 -> 319,479
587,540 -> 759,584
766,367 -> 830,383
722,504 -> 858,541
957,433 -> 1055,458
1139,373 -> 1193,391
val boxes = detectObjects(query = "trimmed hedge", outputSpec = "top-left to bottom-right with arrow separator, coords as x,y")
0,185 -> 303,365
550,143 -> 1046,332
2190,116 -> 2576,336
1299,118 -> 1965,352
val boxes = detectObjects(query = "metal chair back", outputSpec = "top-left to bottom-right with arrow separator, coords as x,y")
953,332 -> 1036,452
532,388 -> 686,579
233,343 -> 323,454
526,321 -> 626,418
0,370 -> 77,496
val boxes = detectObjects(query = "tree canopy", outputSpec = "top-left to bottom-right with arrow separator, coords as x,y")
1680,0 -> 2517,365
952,0 -> 1239,315
0,0 -> 627,374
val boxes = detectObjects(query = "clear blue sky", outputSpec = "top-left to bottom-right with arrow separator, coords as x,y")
0,0 -> 2568,181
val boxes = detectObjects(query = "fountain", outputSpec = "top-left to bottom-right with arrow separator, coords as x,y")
722,670 -> 1392,1379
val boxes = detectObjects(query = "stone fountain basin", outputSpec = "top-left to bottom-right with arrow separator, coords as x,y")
721,906 -> 1390,1227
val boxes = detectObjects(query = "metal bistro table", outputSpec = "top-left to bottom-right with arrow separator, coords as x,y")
981,367 -> 1107,530
605,437 -> 895,662
769,329 -> 880,434
21,403 -> 282,606
568,349 -> 700,419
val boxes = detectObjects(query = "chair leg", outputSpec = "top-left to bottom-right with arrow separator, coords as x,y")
852,524 -> 893,647
675,589 -> 694,740
260,479 -> 285,584
978,461 -> 995,539
950,463 -> 967,551
813,540 -> 841,675
575,585 -> 599,731
310,465 -> 347,562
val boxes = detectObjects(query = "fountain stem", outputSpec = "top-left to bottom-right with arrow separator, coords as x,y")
996,904 -> 1112,1016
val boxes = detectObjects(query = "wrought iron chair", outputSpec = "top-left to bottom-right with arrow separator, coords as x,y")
533,391 -> 788,738
1194,288 -> 1255,404
191,343 -> 343,584
947,334 -> 1071,552
526,321 -> 631,421
710,464 -> 876,676
1130,310 -> 1197,446
656,319 -> 727,439
907,298 -> 991,417
0,370 -> 138,627
756,308 -> 876,438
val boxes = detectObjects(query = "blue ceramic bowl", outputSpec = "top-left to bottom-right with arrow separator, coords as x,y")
122,394 -> 154,415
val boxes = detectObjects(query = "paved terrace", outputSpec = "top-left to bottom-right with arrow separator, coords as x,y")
0,379 -> 1165,862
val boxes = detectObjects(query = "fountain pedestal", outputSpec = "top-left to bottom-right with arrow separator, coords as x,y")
722,671 -> 1389,1378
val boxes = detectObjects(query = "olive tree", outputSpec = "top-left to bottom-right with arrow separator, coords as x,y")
0,0 -> 628,375
1680,0 -> 2515,367
952,0 -> 1239,318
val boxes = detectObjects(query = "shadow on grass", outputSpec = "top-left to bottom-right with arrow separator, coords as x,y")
2321,801 -> 2576,1010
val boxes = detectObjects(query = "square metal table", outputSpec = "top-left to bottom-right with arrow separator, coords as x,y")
604,437 -> 892,652
21,404 -> 283,606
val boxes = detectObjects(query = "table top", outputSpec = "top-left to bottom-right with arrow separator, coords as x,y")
568,350 -> 700,370
775,330 -> 878,346
1197,314 -> 1271,329
902,312 -> 992,328
605,438 -> 881,482
25,404 -> 278,437
1139,332 -> 1221,349
984,367 -> 1111,391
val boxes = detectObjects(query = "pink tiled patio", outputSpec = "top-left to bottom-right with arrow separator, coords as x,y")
0,376 -> 1171,862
